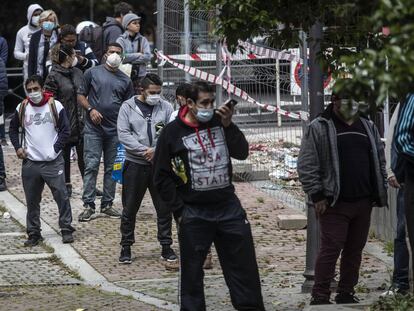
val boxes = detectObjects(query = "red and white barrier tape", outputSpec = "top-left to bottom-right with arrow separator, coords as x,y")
156,50 -> 309,121
238,40 -> 303,63
164,52 -> 263,62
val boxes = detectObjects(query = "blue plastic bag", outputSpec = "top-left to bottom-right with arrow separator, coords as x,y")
112,143 -> 126,184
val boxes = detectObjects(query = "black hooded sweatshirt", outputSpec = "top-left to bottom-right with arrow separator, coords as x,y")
153,106 -> 249,213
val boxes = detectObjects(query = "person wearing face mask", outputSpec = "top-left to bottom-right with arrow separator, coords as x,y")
9,75 -> 75,246
14,4 -> 44,82
297,88 -> 387,305
77,43 -> 134,222
117,73 -> 177,264
153,81 -> 265,310
28,10 -> 59,81
116,13 -> 151,94
44,43 -> 86,197
168,82 -> 192,123
59,24 -> 99,72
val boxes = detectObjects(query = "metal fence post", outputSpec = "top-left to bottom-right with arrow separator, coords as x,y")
184,0 -> 191,82
216,40 -> 223,106
156,0 -> 165,81
301,21 -> 324,293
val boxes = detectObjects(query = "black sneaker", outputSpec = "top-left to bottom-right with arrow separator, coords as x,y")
335,292 -> 360,304
0,177 -> 7,192
62,231 -> 74,244
96,189 -> 103,197
119,246 -> 132,264
101,205 -> 121,218
78,206 -> 95,222
161,245 -> 178,262
310,296 -> 332,305
24,235 -> 43,247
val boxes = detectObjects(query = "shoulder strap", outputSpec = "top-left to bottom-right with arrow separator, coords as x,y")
18,99 -> 29,129
48,97 -> 59,130
138,36 -> 142,53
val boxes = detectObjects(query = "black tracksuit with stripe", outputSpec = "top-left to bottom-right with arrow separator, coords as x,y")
153,106 -> 265,311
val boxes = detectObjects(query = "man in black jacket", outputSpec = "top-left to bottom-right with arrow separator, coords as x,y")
153,82 -> 265,311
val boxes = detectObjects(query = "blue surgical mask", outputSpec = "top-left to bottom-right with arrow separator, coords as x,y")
195,108 -> 214,123
42,21 -> 55,32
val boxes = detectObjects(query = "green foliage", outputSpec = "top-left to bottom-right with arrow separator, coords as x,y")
190,0 -> 378,51
369,294 -> 414,311
336,0 -> 414,107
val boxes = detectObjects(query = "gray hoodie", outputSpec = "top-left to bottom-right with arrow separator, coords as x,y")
116,32 -> 151,78
117,97 -> 173,164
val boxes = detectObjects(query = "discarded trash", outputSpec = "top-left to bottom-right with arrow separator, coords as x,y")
3,212 -> 10,219
261,183 -> 283,191
284,154 -> 297,169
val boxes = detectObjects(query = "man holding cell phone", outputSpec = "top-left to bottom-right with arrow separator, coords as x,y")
153,81 -> 265,310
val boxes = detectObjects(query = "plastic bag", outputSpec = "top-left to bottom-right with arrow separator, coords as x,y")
112,143 -> 126,184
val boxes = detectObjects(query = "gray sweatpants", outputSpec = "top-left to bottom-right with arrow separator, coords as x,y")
22,154 -> 74,237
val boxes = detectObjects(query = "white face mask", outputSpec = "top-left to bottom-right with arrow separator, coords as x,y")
31,15 -> 40,27
106,53 -> 122,69
28,91 -> 43,104
146,94 -> 161,106
71,56 -> 78,67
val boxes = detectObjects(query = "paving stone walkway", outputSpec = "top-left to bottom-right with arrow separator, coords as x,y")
0,143 -> 392,310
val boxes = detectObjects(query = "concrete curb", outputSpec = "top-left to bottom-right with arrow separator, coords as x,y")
0,191 -> 179,311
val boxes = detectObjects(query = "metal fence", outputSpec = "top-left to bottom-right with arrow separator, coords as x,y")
156,0 -> 310,211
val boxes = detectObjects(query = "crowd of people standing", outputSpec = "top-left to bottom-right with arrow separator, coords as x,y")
0,1 -> 414,310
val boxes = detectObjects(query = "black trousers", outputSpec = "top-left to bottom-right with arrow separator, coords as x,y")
405,172 -> 414,289
179,199 -> 265,311
62,139 -> 85,184
120,160 -> 173,246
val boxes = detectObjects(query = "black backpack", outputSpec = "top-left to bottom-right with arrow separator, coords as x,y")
79,24 -> 122,63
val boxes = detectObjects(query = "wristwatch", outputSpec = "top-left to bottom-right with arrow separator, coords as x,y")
87,107 -> 94,114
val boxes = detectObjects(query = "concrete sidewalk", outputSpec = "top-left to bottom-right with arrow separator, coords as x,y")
0,143 -> 391,310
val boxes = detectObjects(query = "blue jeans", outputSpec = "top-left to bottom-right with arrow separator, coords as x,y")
393,187 -> 409,290
82,132 -> 118,209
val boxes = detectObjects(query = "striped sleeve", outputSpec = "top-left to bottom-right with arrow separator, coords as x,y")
81,43 -> 99,69
395,94 -> 414,159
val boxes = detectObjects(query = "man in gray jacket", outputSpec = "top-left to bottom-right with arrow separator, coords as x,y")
117,73 -> 176,264
297,91 -> 387,305
116,13 -> 151,94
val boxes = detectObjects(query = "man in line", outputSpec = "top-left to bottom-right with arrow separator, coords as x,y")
14,4 -> 43,82
78,43 -> 134,222
153,82 -> 265,310
117,73 -> 177,264
9,75 -> 75,245
0,34 -> 8,147
103,2 -> 133,51
58,24 -> 99,72
384,103 -> 409,295
0,44 -> 8,190
395,94 -> 414,287
297,91 -> 387,305
116,13 -> 152,94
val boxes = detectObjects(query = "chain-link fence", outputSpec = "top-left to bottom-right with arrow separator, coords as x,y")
156,0 -> 308,210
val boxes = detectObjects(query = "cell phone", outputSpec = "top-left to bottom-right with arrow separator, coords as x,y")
224,99 -> 238,109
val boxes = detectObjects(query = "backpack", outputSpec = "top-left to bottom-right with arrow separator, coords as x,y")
79,23 -> 123,63
131,36 -> 142,81
18,98 -> 59,130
